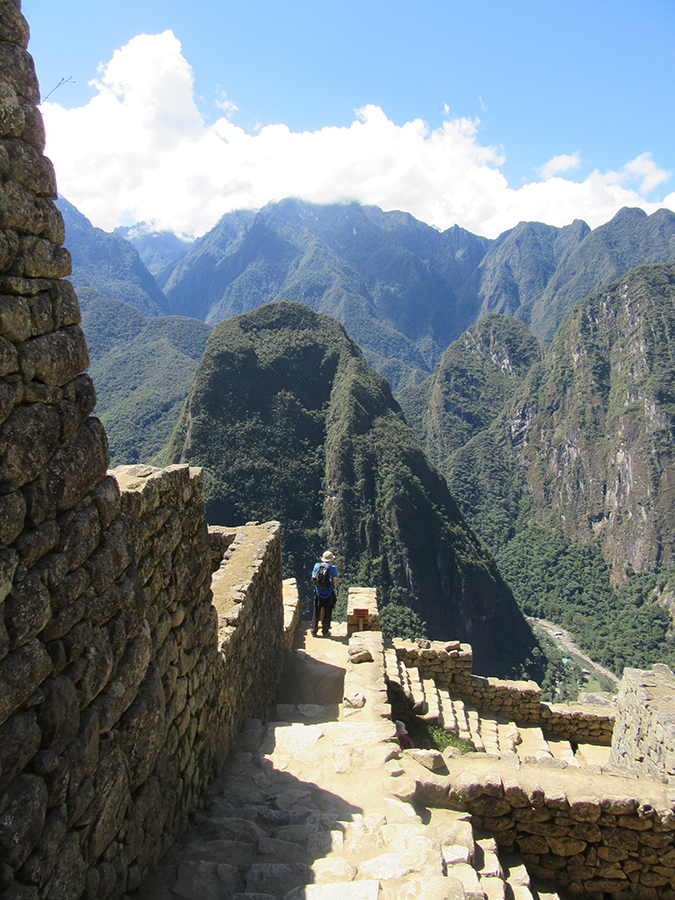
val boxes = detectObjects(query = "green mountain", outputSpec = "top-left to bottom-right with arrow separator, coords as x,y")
56,196 -> 170,316
167,300 -> 540,677
398,314 -> 542,470
477,220 -> 590,322
162,200 -> 675,394
60,196 -> 675,397
114,222 -> 193,288
528,207 -> 675,342
505,260 -> 675,578
402,263 -> 675,678
163,200 -> 489,391
78,288 -> 211,466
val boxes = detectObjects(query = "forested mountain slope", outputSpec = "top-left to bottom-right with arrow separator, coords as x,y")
60,195 -> 675,396
506,261 -> 675,578
56,197 -> 170,316
78,288 -> 212,465
398,314 -> 542,473
167,300 -> 540,676
528,207 -> 675,342
401,263 -> 675,678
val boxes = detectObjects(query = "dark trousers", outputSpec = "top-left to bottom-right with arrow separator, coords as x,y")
312,592 -> 333,635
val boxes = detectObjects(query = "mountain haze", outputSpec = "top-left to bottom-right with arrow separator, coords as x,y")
78,288 -> 211,465
56,197 -> 170,316
168,300 -> 540,676
161,200 -> 675,393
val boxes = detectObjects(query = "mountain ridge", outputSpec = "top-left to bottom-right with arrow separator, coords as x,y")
168,299 -> 541,676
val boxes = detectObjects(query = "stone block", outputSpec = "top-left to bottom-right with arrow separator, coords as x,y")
20,325 -> 87,386
0,545 -> 19,604
76,628 -> 114,708
87,743 -> 130,864
91,476 -> 120,530
0,401 -> 61,485
66,709 -> 100,795
12,518 -> 59,568
0,708 -> 41,792
0,80 -> 26,137
92,621 -> 152,732
0,773 -> 47,868
17,802 -> 67,887
4,138 -> 55,195
42,417 -> 109,512
0,332 -> 18,375
21,477 -> 50,527
36,199 -> 63,244
0,637 -> 52,726
84,516 -> 129,594
117,666 -> 167,790
0,44 -> 41,105
49,567 -> 90,612
0,179 -> 43,233
19,236 -> 71,279
40,832 -> 86,899
51,279 -> 80,329
35,673 -> 79,754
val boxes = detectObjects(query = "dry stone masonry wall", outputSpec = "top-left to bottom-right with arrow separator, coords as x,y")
0,8 -> 292,895
610,665 -> 675,784
438,757 -> 675,898
393,638 -> 615,744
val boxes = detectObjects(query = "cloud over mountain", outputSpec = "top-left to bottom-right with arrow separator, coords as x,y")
42,31 -> 674,239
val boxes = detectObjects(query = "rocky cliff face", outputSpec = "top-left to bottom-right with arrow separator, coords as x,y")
506,262 -> 675,579
168,300 -> 539,676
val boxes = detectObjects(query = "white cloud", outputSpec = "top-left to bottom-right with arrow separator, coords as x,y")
539,152 -> 581,179
41,31 -> 673,240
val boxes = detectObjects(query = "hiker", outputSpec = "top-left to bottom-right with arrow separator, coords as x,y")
311,550 -> 338,636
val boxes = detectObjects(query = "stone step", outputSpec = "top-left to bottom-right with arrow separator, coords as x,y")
515,725 -> 553,764
384,647 -> 401,688
405,662 -> 428,714
546,737 -> 580,767
437,686 -> 459,736
420,677 -> 442,723
451,696 -> 473,743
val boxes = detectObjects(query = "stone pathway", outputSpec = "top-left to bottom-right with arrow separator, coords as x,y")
129,624 -> 559,900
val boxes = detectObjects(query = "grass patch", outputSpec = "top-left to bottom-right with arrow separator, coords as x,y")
405,718 -> 478,754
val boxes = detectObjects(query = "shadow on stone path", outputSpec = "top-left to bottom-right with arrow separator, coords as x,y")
129,623 -> 533,900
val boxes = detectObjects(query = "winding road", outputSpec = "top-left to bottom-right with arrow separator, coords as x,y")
528,617 -> 620,687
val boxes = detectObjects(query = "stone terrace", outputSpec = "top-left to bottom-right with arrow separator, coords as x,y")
128,619 -> 675,900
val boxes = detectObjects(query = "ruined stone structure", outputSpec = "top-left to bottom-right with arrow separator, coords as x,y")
6,4 -> 675,899
392,639 -> 616,743
610,665 -> 675,784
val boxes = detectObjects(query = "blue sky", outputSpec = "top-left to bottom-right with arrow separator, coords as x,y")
23,0 -> 675,238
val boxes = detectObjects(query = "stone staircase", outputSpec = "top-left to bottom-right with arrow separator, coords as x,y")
129,627 -> 563,900
384,651 -> 611,773
131,715 -> 559,900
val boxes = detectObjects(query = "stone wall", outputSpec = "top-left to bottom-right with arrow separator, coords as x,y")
393,638 -> 615,744
0,8 -> 293,894
610,665 -> 675,783
0,459 -> 289,899
437,757 -> 675,898
208,518 -> 285,775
